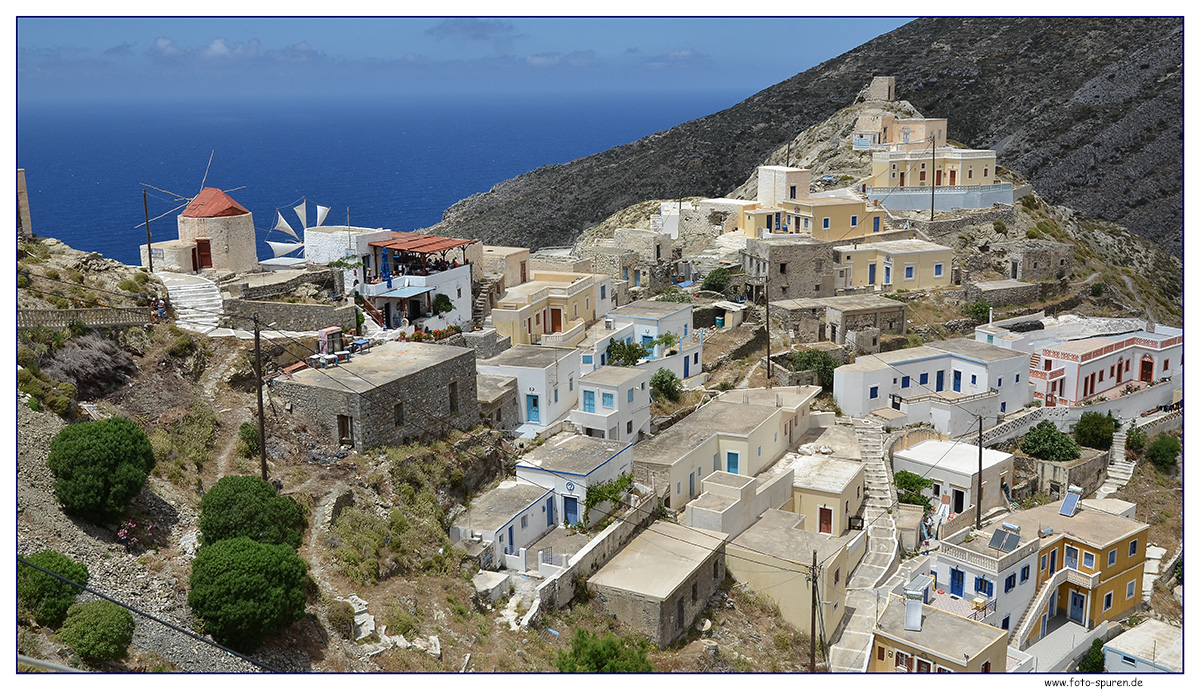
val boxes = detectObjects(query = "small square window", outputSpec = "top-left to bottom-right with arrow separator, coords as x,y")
822,218 -> 830,229
901,376 -> 910,388
1084,552 -> 1095,569
602,392 -> 614,408
626,420 -> 633,434
920,373 -> 929,385
934,263 -> 944,277
970,374 -> 977,385
1103,592 -> 1113,611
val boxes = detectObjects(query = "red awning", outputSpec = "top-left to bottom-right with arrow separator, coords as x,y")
368,232 -> 477,254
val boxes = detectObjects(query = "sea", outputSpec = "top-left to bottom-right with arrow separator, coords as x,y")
17,90 -> 747,266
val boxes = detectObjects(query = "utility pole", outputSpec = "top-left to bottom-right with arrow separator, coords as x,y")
254,314 -> 268,481
810,550 -> 819,671
976,415 -> 984,530
764,263 -> 772,387
930,135 -> 936,222
143,189 -> 153,273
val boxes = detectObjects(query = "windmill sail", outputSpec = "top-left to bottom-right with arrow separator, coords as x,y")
293,201 -> 307,230
315,204 -> 330,227
267,241 -> 304,258
274,211 -> 298,239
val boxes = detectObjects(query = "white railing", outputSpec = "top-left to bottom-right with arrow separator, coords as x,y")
873,149 -> 997,162
865,182 -> 1012,195
940,538 -> 1039,574
540,320 -> 587,347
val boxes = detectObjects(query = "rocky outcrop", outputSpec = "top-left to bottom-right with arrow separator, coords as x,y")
423,17 -> 1182,256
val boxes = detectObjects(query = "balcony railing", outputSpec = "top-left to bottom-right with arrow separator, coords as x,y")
940,537 -> 1039,574
540,320 -> 587,347
899,387 -> 998,406
865,182 -> 1012,195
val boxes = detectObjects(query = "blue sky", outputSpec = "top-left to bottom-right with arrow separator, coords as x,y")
17,16 -> 914,104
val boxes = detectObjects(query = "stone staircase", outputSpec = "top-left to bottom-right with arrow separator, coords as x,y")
158,272 -> 222,334
1094,431 -> 1135,499
827,418 -> 900,673
472,274 -> 503,328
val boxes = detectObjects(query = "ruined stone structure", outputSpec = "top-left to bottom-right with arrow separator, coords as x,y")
965,279 -> 1040,307
771,294 -> 906,348
993,239 -> 1075,282
741,236 -> 836,302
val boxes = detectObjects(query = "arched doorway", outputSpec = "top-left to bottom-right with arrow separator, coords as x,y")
1140,355 -> 1155,382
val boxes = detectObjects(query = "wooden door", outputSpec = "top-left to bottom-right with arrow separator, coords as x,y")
196,239 -> 213,269
819,506 -> 833,534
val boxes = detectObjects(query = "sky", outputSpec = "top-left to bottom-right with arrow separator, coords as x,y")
16,15 -> 915,104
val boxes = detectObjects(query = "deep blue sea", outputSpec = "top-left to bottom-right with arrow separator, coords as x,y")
17,91 -> 745,266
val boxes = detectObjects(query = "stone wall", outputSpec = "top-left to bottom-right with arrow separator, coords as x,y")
462,328 -> 512,360
965,280 -> 1040,307
763,354 -> 819,387
528,254 -> 593,273
613,228 -> 672,265
222,298 -> 357,333
904,206 -> 1018,244
1016,447 -> 1110,499
864,76 -> 896,101
994,240 -> 1075,282
741,239 -> 836,302
228,269 -> 339,300
270,346 -> 479,450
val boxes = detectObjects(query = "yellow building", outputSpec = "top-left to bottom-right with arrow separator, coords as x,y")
728,166 -> 887,242
490,270 -> 603,347
871,593 -> 1009,673
833,239 -> 953,290
868,147 -> 999,189
783,455 -> 865,536
1003,499 -> 1149,648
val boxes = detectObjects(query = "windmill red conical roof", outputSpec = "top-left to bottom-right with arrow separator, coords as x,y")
182,187 -> 250,218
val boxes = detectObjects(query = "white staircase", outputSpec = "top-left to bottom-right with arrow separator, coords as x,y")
158,272 -> 222,334
1094,431 -> 1135,500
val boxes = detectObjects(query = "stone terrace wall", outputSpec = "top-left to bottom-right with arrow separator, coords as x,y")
229,269 -> 339,300
905,206 -> 1017,244
222,299 -> 357,333
965,281 -> 1040,307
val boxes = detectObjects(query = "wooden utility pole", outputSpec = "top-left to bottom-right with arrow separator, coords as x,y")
254,314 -> 268,481
764,263 -> 772,387
930,135 -> 936,222
976,415 -> 984,530
810,550 -> 818,671
143,190 -> 153,273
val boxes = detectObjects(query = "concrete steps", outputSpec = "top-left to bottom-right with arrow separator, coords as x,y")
158,272 -> 222,334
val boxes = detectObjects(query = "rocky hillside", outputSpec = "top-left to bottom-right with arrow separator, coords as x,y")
424,17 -> 1181,255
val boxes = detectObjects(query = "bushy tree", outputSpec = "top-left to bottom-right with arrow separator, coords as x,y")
1020,420 -> 1081,463
965,300 -> 992,322
557,629 -> 654,673
188,537 -> 307,653
46,417 -> 156,522
1077,638 -> 1105,673
894,470 -> 933,510
1074,412 -> 1117,451
607,339 -> 649,367
650,368 -> 683,402
1145,434 -> 1181,472
18,550 -> 89,627
59,601 -> 135,664
199,475 -> 304,548
700,268 -> 731,293
237,422 -> 260,457
1125,426 -> 1147,454
789,350 -> 838,390
327,600 -> 355,640
431,293 -> 453,315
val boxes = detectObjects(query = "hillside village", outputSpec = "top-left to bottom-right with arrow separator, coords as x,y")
16,77 -> 1183,674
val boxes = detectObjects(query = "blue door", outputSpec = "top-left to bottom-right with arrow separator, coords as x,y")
950,568 -> 965,597
526,394 -> 540,423
506,525 -> 514,555
642,334 -> 654,351
952,370 -> 962,393
1049,548 -> 1058,575
884,264 -> 891,284
689,472 -> 695,496
936,370 -> 944,392
1069,591 -> 1086,624
546,496 -> 555,527
583,390 -> 595,413
726,451 -> 739,474
873,216 -> 880,233
868,262 -> 877,285
684,355 -> 690,378
564,496 -> 579,525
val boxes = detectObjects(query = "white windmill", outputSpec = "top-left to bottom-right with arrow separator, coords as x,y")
265,198 -> 332,260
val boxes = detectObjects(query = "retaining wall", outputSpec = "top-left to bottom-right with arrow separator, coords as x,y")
222,299 -> 357,333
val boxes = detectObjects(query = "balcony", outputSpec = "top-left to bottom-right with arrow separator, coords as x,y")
940,536 -> 1039,574
540,320 -> 587,347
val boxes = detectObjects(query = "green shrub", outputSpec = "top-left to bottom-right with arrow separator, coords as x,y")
1090,283 -> 1105,297
117,279 -> 139,292
1145,434 -> 1181,472
18,273 -> 31,289
46,417 -> 156,522
167,329 -> 196,358
59,601 -> 135,663
133,271 -> 150,284
327,600 -> 355,640
992,220 -> 1007,234
44,268 -> 60,281
1020,420 -> 1081,463
188,537 -> 307,653
650,368 -> 683,402
199,475 -> 304,548
789,350 -> 837,389
237,422 -> 260,457
431,293 -> 453,315
1077,638 -> 1105,673
557,629 -> 653,672
1126,426 -> 1147,454
1074,412 -> 1117,451
17,551 -> 89,627
700,268 -> 731,293
964,300 -> 991,322
656,286 -> 692,303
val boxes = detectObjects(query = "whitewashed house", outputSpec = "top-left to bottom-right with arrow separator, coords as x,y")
476,345 -> 580,438
607,300 -> 704,380
892,440 -> 1015,517
515,433 -> 635,528
569,365 -> 651,442
926,523 -> 1040,635
449,480 -> 555,570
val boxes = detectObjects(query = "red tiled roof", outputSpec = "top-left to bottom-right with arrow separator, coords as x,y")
368,232 -> 478,254
182,188 -> 250,218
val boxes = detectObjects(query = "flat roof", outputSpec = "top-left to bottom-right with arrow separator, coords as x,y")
704,471 -> 755,490
478,344 -> 577,369
893,440 -> 1013,475
1104,620 -> 1183,671
973,278 -> 1034,291
608,299 -> 690,320
773,294 -> 905,312
730,509 -> 847,564
785,455 -> 864,493
689,492 -> 738,513
834,239 -> 951,254
579,365 -> 646,387
874,594 -> 1007,661
306,224 -> 390,236
716,386 -> 821,411
929,337 -> 1029,363
476,374 -> 516,405
835,344 -> 949,372
588,521 -> 726,599
280,341 -> 471,393
452,480 -> 551,534
516,433 -> 628,476
1002,500 -> 1147,549
635,400 -> 775,467
481,245 -> 529,256
751,235 -> 830,246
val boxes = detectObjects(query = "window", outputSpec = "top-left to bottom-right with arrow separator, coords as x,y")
1103,592 -> 1113,611
968,168 -> 974,180
904,264 -> 915,280
535,313 -> 540,325
1005,574 -> 1016,593
554,388 -> 559,403
757,445 -> 762,457
970,374 -> 977,385
790,185 -> 797,199
851,215 -> 858,227
1084,552 -> 1095,569
627,388 -> 634,403
997,377 -> 1003,388
641,382 -> 646,390
520,515 -> 528,529
878,646 -> 885,662
1122,656 -> 1137,667
1021,565 -> 1030,583
920,372 -> 929,385
713,561 -> 720,580
823,217 -> 830,229
1001,615 -> 1010,630
779,262 -> 787,274
1126,580 -> 1136,600
626,420 -> 633,434
1109,549 -> 1117,567
981,660 -> 991,673
1001,402 -> 1007,413
869,386 -> 879,399
1016,373 -> 1021,383
695,353 -> 700,365
974,576 -> 993,596
1164,359 -> 1169,371
684,324 -> 688,337
691,582 -> 697,601
393,402 -> 404,427
919,170 -> 926,182
984,166 -> 990,178
1041,554 -> 1047,570
569,377 -> 573,391
934,263 -> 944,277
895,651 -> 911,672
600,285 -> 606,299
602,392 -> 614,408
834,568 -> 840,586
582,354 -> 593,364
676,481 -> 681,495
901,376 -> 910,388
583,390 -> 595,413
1129,539 -> 1138,557
448,381 -> 458,413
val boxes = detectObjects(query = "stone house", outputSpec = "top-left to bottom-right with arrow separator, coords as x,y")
741,235 -> 836,303
771,294 -> 906,348
993,239 -> 1075,282
271,340 -> 478,450
476,374 -> 518,431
